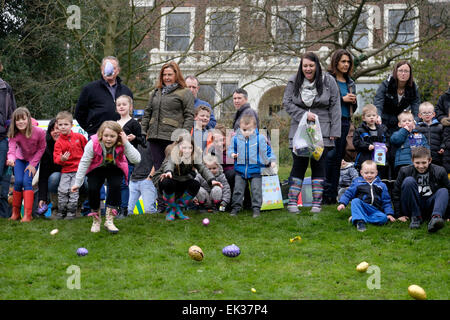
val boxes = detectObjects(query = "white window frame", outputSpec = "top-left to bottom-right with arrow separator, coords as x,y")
160,7 -> 196,52
205,7 -> 240,52
384,4 -> 419,48
132,0 -> 155,7
338,5 -> 376,50
270,5 -> 306,50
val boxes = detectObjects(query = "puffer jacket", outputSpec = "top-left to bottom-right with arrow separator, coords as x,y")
339,162 -> 359,188
195,164 -> 231,204
283,72 -> 341,148
339,176 -> 394,215
141,86 -> 194,141
390,128 -> 429,168
441,117 -> 450,173
228,128 -> 276,179
436,87 -> 450,122
353,122 -> 388,170
373,75 -> 420,135
416,119 -> 444,165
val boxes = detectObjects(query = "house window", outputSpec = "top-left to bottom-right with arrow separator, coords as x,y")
388,9 -> 415,46
384,5 -> 419,49
342,9 -> 369,49
198,84 -> 217,106
160,7 -> 195,51
220,83 -> 239,116
272,6 -> 305,51
206,8 -> 239,51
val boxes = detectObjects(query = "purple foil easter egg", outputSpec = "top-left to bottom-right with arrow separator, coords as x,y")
36,203 -> 48,216
222,244 -> 240,257
76,248 -> 88,256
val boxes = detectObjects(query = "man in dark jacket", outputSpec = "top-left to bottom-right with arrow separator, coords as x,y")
392,147 -> 449,233
232,88 -> 259,131
75,56 -> 133,137
435,83 -> 449,123
0,61 -> 17,217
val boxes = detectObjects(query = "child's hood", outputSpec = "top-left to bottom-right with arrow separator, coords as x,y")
341,162 -> 355,170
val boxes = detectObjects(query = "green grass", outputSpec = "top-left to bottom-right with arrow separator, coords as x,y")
0,205 -> 448,300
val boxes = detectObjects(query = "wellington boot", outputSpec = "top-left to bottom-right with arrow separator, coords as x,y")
10,191 -> 23,221
88,210 -> 102,233
20,190 -> 34,222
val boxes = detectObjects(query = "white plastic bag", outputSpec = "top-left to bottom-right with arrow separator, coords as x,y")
292,113 -> 324,160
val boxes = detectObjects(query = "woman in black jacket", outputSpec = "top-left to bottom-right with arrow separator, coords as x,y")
373,61 -> 420,179
37,119 -> 62,217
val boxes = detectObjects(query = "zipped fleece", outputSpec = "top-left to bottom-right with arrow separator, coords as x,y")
53,131 -> 88,173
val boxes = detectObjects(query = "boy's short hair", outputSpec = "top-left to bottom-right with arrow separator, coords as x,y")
195,105 -> 211,117
397,110 -> 414,122
56,111 -> 73,123
361,160 -> 377,170
361,104 -> 378,117
411,146 -> 431,159
418,101 -> 435,113
240,114 -> 256,126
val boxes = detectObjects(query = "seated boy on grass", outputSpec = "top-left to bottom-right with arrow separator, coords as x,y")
392,146 -> 449,233
337,160 -> 395,232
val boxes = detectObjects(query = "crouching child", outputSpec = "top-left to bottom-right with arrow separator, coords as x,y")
337,160 -> 395,232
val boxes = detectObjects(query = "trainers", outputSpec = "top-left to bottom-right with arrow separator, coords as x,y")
287,204 -> 300,214
230,209 -> 239,216
311,206 -> 322,213
356,220 -> 367,232
428,215 -> 445,233
409,216 -> 422,229
252,208 -> 260,218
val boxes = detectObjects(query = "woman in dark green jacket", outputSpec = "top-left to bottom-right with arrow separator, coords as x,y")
141,61 -> 195,171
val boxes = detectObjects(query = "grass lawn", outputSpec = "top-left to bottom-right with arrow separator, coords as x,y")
0,203 -> 448,300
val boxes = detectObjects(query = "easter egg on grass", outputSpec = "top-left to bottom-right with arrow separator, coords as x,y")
76,248 -> 88,256
356,261 -> 369,273
222,244 -> 240,257
408,285 -> 427,300
202,218 -> 210,226
188,245 -> 204,261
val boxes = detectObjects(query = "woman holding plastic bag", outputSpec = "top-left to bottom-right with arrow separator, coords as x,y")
283,52 -> 341,213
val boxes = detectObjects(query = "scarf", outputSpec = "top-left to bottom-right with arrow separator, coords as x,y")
300,78 -> 317,107
161,83 -> 179,95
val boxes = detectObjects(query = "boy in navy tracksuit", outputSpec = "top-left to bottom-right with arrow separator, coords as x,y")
228,115 -> 276,218
338,160 -> 395,232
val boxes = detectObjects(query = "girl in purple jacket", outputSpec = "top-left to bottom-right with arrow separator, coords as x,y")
7,107 -> 46,222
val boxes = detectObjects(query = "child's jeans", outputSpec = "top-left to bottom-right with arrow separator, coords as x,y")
120,164 -> 134,208
350,198 -> 388,225
128,179 -> 157,214
231,174 -> 262,211
14,159 -> 38,191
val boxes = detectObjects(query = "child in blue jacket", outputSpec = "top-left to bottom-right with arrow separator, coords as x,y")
338,160 -> 396,232
228,115 -> 276,218
390,110 -> 429,178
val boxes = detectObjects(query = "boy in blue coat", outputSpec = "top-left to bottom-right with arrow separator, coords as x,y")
390,110 -> 429,179
338,160 -> 396,232
228,115 -> 276,218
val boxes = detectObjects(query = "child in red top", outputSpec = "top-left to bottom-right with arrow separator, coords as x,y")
7,107 -> 46,222
53,111 -> 87,219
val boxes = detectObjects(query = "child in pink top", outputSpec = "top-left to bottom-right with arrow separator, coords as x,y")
7,107 -> 46,222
